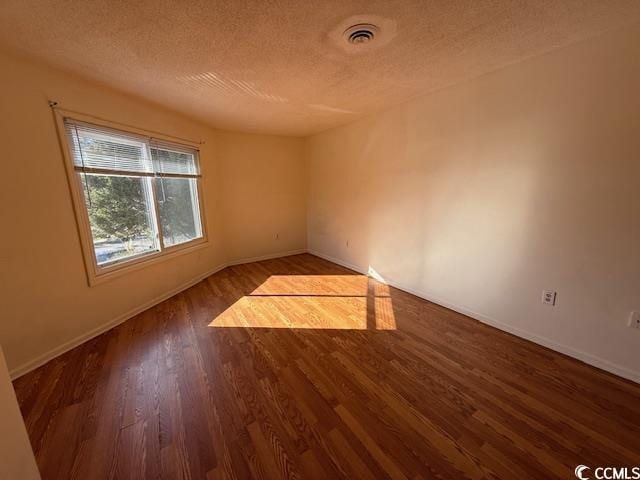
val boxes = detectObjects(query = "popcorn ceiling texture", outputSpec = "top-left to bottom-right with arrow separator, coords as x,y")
0,0 -> 639,135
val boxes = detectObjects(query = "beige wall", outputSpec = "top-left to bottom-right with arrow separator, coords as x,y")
217,131 -> 306,261
0,347 -> 40,479
306,25 -> 640,381
0,50 -> 306,375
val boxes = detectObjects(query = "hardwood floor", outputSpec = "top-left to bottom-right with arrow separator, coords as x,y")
13,253 -> 640,479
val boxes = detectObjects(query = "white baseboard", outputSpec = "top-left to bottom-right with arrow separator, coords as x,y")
10,248 -> 310,379
308,249 -> 640,384
12,247 -> 638,385
9,261 -> 228,379
226,249 -> 308,266
308,250 -> 365,275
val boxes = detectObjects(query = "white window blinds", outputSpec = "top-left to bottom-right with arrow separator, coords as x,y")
64,119 -> 200,177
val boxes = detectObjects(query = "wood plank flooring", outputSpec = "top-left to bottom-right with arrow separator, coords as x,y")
13,253 -> 640,479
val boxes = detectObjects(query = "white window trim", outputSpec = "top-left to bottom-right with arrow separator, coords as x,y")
53,109 -> 209,286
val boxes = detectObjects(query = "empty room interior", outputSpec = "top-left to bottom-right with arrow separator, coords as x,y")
1,1 -> 640,479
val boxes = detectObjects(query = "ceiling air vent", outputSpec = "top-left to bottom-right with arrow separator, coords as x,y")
344,24 -> 378,45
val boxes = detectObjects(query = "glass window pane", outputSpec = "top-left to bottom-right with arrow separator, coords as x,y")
80,174 -> 159,265
155,177 -> 203,247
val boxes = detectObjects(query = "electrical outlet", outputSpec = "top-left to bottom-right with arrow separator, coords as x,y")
629,311 -> 640,329
541,290 -> 556,306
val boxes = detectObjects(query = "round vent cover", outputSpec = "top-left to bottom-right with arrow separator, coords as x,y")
344,24 -> 378,45
327,16 -> 395,55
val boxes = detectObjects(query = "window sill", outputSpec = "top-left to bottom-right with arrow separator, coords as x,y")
87,238 -> 210,286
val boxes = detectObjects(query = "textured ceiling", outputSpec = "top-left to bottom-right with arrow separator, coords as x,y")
1,0 -> 640,136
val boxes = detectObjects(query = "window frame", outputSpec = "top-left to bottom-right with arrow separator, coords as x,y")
54,109 -> 209,286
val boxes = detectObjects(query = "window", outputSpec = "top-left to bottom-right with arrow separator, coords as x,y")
62,118 -> 205,280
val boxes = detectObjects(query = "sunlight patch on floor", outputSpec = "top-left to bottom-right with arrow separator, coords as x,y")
251,274 -> 370,296
210,274 -> 395,330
